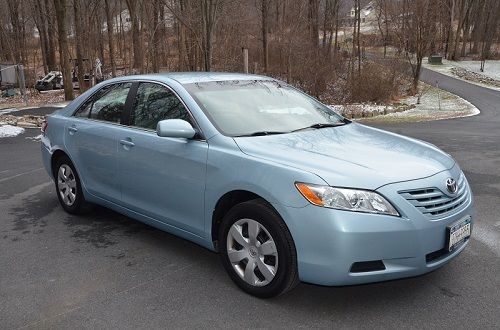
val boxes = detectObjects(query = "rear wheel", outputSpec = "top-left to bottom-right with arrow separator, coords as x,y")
54,155 -> 93,214
219,199 -> 299,298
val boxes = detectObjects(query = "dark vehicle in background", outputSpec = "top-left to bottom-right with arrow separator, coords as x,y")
35,71 -> 63,91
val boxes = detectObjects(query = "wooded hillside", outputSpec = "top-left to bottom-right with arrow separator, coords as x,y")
1,0 -> 499,101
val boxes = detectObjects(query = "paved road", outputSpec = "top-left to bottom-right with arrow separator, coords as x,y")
1,74 -> 499,329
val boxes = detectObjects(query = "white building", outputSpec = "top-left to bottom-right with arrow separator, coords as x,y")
346,1 -> 378,27
103,9 -> 174,34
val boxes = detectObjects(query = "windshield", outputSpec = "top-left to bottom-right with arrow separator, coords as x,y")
184,80 -> 346,136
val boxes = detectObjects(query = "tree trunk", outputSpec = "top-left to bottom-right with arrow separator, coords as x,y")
201,0 -> 219,72
445,0 -> 455,59
323,0 -> 330,49
460,24 -> 469,57
6,0 -> 23,63
159,4 -> 168,67
53,0 -> 74,100
125,0 -> 143,73
45,0 -> 57,71
261,0 -> 269,73
333,0 -> 339,58
151,0 -> 161,73
357,0 -> 361,75
97,13 -> 106,68
451,0 -> 473,60
308,0 -> 319,48
104,0 -> 117,77
32,0 -> 50,73
0,23 -> 13,62
351,0 -> 357,75
481,0 -> 500,60
73,0 -> 86,92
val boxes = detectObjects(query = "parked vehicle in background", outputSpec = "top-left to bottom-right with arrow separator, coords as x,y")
35,71 -> 63,91
40,72 -> 473,298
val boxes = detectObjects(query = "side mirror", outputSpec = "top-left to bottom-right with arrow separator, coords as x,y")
156,119 -> 196,139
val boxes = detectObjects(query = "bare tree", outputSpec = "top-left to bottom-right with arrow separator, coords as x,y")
104,0 -> 117,77
125,0 -> 143,73
6,0 -> 26,64
73,0 -> 86,92
261,0 -> 269,73
350,0 -> 360,76
308,0 -> 319,49
391,0 -> 438,93
375,0 -> 390,58
450,0 -> 473,60
45,0 -> 58,71
200,0 -> 222,71
478,0 -> 500,71
53,0 -> 74,100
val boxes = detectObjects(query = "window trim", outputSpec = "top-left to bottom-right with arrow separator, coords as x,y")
125,80 -> 205,140
72,82 -> 133,126
73,79 -> 205,140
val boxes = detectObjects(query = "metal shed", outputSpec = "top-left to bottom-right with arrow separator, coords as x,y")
0,63 -> 18,87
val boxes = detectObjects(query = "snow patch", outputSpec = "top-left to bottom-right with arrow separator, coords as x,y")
25,134 -> 43,141
0,125 -> 25,138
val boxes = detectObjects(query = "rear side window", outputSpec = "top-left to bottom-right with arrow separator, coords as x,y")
131,83 -> 192,130
74,83 -> 132,124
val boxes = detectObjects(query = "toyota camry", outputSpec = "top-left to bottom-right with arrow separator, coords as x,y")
41,72 -> 473,298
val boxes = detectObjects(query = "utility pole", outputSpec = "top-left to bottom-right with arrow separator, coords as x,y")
242,48 -> 249,74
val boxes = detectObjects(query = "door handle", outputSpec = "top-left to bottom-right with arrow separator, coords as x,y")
68,126 -> 77,135
120,139 -> 135,147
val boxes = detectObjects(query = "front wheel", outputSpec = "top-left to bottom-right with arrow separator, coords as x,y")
219,199 -> 299,298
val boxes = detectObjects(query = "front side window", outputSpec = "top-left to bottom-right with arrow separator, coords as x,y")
131,82 -> 192,130
74,83 -> 131,124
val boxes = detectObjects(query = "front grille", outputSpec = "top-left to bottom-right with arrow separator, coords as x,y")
399,173 -> 469,218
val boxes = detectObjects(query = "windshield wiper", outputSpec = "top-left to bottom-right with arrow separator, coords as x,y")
234,131 -> 287,137
292,122 -> 347,132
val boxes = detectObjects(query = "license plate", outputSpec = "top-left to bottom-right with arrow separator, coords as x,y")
447,216 -> 471,251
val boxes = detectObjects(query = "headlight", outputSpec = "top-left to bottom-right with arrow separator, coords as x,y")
295,182 -> 399,216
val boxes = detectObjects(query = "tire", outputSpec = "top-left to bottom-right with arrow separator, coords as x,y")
53,155 -> 93,214
219,199 -> 299,298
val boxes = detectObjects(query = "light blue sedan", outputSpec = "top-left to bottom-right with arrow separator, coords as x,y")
41,72 -> 473,298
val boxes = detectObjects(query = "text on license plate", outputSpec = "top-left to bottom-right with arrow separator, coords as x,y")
448,217 -> 471,251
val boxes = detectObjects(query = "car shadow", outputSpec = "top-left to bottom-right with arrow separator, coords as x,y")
61,204 -> 458,307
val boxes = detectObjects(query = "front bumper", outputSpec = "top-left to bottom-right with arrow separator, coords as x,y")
274,166 -> 474,286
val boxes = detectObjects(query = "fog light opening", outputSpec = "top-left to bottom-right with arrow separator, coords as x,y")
350,260 -> 386,273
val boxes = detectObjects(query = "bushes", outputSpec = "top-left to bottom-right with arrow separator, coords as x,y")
345,61 -> 410,103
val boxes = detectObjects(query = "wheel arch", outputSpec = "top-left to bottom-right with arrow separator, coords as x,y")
211,190 -> 270,250
50,149 -> 72,177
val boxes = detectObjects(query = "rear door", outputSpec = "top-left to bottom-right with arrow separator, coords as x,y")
117,82 -> 208,237
65,82 -> 133,203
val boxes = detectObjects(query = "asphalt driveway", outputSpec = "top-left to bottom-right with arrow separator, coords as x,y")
0,72 -> 499,329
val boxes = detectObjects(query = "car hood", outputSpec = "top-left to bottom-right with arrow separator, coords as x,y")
233,123 -> 455,190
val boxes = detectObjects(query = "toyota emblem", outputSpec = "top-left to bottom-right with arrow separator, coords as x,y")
446,178 -> 458,194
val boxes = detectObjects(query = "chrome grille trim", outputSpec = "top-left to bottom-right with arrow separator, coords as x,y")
399,173 -> 469,218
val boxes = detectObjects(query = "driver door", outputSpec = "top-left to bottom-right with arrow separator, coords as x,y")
117,82 -> 208,237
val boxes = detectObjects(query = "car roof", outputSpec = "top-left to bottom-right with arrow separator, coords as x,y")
147,72 -> 273,84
